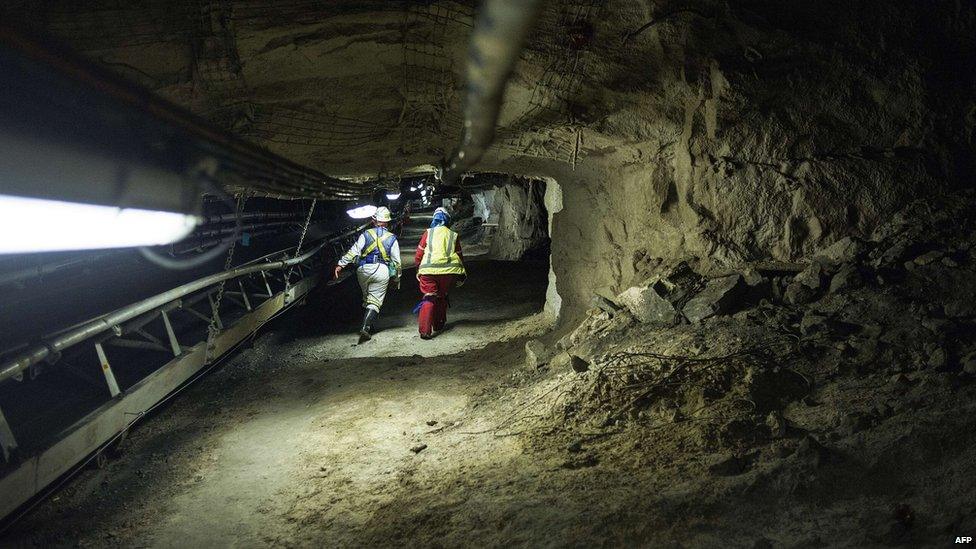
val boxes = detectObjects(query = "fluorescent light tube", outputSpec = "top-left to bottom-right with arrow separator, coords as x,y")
385,192 -> 401,200
0,194 -> 198,253
346,205 -> 377,219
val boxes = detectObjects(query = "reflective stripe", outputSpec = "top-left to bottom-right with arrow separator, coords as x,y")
419,226 -> 465,276
421,229 -> 434,266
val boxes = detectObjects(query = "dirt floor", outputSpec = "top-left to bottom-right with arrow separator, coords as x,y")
0,232 -> 558,547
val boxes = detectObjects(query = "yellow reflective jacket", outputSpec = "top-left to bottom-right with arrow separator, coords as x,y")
418,226 -> 466,276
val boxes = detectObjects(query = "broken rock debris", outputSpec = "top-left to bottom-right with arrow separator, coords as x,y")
682,274 -> 745,323
613,283 -> 677,324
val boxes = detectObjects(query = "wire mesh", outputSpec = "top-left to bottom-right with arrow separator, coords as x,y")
397,1 -> 474,161
243,103 -> 391,148
490,0 -> 602,164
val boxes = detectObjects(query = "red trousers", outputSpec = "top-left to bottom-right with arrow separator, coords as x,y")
418,274 -> 456,336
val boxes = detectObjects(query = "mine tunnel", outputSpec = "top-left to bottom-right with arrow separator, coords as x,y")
0,1 -> 975,546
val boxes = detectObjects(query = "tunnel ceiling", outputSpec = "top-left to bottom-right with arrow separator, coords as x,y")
14,0 -> 970,178
3,0 -> 975,307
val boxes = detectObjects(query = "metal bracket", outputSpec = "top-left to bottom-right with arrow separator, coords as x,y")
160,310 -> 181,357
260,270 -> 274,297
238,280 -> 252,311
94,342 -> 121,398
133,328 -> 165,347
222,293 -> 249,311
0,405 -> 18,463
106,338 -> 169,353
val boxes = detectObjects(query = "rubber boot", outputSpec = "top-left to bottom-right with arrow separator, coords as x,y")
358,309 -> 378,344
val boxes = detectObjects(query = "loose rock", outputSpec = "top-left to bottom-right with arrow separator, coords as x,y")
913,250 -> 943,265
682,275 -> 745,323
551,351 -> 590,373
590,295 -> 620,315
794,261 -> 826,291
800,311 -> 829,336
524,340 -> 554,370
614,283 -> 678,324
926,346 -> 947,370
766,411 -> 787,438
961,352 -> 976,375
828,264 -> 861,294
815,236 -> 864,265
784,281 -> 816,305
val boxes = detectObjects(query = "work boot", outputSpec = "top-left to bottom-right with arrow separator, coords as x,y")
358,309 -> 378,344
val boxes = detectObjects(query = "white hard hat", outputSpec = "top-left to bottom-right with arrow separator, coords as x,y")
373,206 -> 393,222
433,206 -> 451,219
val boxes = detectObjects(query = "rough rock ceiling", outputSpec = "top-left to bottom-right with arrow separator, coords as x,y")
3,0 -> 608,176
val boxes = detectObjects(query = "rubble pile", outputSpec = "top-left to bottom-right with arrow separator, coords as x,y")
547,189 -> 976,418
512,190 -> 976,541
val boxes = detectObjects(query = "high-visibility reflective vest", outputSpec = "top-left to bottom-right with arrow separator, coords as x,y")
418,226 -> 465,276
359,228 -> 396,266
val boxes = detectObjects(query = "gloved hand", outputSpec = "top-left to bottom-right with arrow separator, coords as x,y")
457,275 -> 466,287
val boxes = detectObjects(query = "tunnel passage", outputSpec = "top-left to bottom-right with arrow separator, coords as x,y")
0,182 -> 560,547
2,0 -> 976,546
274,176 -> 556,357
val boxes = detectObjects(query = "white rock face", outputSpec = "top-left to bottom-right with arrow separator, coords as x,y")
614,284 -> 677,325
815,237 -> 864,265
487,183 -> 548,261
471,190 -> 496,224
543,178 -> 564,321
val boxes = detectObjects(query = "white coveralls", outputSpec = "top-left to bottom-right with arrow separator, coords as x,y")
337,227 -> 402,313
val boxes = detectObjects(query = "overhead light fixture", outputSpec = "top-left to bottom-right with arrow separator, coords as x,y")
2,29 -> 214,255
385,192 -> 401,200
0,132 -> 203,254
346,204 -> 377,219
409,186 -> 417,192
0,194 -> 198,254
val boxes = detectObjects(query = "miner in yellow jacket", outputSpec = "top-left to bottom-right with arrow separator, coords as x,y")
414,207 -> 465,339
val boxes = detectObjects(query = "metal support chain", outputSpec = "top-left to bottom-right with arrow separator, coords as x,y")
284,199 -> 317,289
206,194 -> 248,352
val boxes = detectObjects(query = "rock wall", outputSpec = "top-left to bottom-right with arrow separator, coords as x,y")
486,182 -> 549,261
484,0 -> 976,320
9,0 -> 975,320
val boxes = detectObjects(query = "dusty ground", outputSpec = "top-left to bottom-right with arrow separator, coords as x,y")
0,244 -> 556,548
